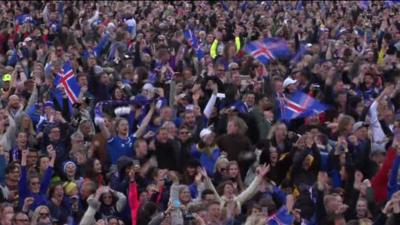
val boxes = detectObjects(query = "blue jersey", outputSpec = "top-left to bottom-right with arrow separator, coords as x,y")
107,135 -> 136,164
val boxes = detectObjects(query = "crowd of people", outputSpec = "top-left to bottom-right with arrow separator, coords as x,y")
0,1 -> 400,225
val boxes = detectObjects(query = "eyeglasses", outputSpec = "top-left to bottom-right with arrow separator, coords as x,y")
39,212 -> 49,217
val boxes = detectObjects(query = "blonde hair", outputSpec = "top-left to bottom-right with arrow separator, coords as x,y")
337,114 -> 354,135
31,205 -> 50,225
267,122 -> 287,140
214,156 -> 229,173
227,161 -> 245,192
228,116 -> 248,135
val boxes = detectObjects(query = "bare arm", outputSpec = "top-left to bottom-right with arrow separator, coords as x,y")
134,104 -> 155,138
96,117 -> 111,140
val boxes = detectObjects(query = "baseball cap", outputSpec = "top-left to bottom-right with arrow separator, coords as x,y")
200,128 -> 213,140
2,74 -> 11,82
283,77 -> 297,88
142,83 -> 155,92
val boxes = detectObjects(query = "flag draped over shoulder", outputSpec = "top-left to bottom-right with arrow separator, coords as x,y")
244,38 -> 291,65
280,91 -> 329,121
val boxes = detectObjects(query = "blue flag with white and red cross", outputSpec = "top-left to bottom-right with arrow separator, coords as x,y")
53,61 -> 80,105
244,38 -> 291,65
183,29 -> 205,60
280,91 -> 329,121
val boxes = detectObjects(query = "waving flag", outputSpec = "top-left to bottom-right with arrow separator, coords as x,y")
280,91 -> 329,121
53,61 -> 80,105
183,29 -> 205,60
16,14 -> 35,25
292,44 -> 307,63
244,38 -> 291,65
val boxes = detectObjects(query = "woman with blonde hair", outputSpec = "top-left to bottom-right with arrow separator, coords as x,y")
226,161 -> 245,193
337,114 -> 355,137
213,155 -> 229,185
16,113 -> 37,147
267,122 -> 293,153
31,205 -> 51,225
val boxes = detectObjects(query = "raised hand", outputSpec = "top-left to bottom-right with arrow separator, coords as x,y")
256,164 -> 270,177
199,167 -> 208,178
22,197 -> 34,212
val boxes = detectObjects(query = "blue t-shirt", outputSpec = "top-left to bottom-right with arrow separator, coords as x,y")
107,135 -> 136,164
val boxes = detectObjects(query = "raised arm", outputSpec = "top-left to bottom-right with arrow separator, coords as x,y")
96,115 -> 111,140
235,164 -> 269,205
111,188 -> 127,212
203,84 -> 218,119
201,167 -> 223,204
40,145 -> 55,194
0,145 -> 6,183
134,103 -> 155,138
18,149 -> 29,207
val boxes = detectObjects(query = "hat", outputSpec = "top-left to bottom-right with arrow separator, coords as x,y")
2,73 -> 11,82
63,160 -> 76,174
142,83 -> 154,92
200,128 -> 213,139
283,77 -> 297,88
63,181 -> 78,196
352,121 -> 368,133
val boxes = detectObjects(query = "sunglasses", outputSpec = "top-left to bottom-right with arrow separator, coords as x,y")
39,212 -> 49,217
